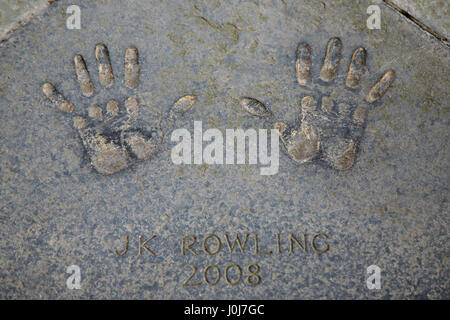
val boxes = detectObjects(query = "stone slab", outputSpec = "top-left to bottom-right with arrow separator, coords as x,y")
0,0 -> 51,42
0,0 -> 448,299
388,0 -> 449,40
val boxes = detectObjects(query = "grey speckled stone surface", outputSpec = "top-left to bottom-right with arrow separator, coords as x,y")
0,0 -> 51,42
389,0 -> 449,40
0,0 -> 449,299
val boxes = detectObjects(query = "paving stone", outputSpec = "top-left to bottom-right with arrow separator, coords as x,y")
0,0 -> 50,42
388,0 -> 449,40
0,0 -> 448,299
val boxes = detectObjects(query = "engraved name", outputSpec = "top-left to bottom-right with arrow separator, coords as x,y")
114,232 -> 330,257
114,232 -> 329,286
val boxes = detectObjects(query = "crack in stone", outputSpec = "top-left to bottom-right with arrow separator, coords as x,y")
383,0 -> 449,47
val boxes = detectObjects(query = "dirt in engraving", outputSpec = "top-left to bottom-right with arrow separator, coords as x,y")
43,44 -> 197,175
241,37 -> 395,170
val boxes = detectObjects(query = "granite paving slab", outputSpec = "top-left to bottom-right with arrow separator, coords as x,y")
0,0 -> 448,299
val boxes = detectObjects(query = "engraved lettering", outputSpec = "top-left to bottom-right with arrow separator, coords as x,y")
182,234 -> 199,256
202,234 -> 222,255
246,264 -> 262,285
138,235 -> 157,256
225,264 -> 243,285
115,235 -> 129,256
276,233 -> 282,254
312,233 -> 330,253
224,233 -> 251,253
289,233 -> 308,254
203,265 -> 221,285
254,234 -> 272,255
182,264 -> 201,286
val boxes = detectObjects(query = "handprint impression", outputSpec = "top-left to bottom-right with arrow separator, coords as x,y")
241,37 -> 395,170
43,44 -> 196,175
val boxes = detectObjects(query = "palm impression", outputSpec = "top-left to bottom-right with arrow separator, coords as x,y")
42,44 -> 197,175
241,37 -> 395,170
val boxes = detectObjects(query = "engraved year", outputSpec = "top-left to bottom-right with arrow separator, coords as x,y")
182,263 -> 261,286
